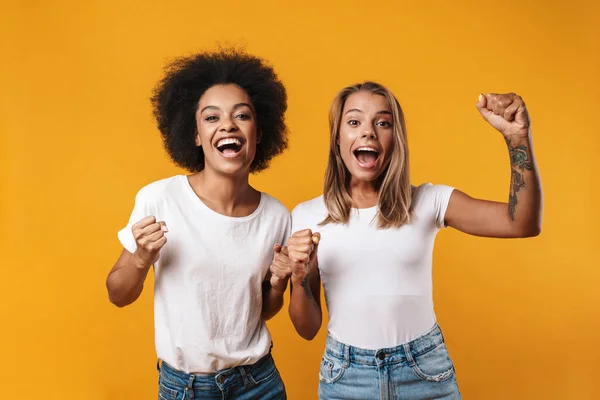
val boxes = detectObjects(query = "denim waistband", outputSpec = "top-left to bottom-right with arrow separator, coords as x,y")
159,352 -> 275,390
325,324 -> 445,366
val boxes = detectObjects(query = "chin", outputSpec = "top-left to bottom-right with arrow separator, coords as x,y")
349,169 -> 382,183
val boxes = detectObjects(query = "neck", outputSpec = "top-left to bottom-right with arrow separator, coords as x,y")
349,178 -> 379,208
188,167 -> 258,216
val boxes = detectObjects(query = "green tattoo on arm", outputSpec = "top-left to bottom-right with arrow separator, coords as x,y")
506,137 -> 533,220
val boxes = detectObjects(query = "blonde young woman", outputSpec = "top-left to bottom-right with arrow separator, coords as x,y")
285,82 -> 542,399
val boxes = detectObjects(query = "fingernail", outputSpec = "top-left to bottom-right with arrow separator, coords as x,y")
161,225 -> 169,232
478,94 -> 483,102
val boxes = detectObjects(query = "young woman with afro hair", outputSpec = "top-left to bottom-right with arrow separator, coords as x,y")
106,49 -> 293,400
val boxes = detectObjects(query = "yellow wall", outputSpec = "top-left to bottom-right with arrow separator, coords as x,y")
2,1 -> 599,399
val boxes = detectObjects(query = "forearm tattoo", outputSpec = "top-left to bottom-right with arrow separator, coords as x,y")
301,273 -> 313,300
507,137 -> 533,220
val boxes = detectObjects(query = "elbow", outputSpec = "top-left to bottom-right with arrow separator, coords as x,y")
109,296 -> 129,308
106,278 -> 131,308
292,319 -> 321,341
526,225 -> 542,238
515,222 -> 542,238
107,290 -> 129,308
300,329 -> 319,341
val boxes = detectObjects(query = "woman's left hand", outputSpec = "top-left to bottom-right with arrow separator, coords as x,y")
476,93 -> 531,138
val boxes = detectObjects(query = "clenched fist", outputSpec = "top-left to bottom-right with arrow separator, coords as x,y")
287,229 -> 320,284
476,93 -> 531,138
269,244 -> 292,293
132,216 -> 168,267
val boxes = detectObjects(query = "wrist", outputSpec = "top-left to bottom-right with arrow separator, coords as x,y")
291,273 -> 308,285
270,279 -> 288,295
504,132 -> 531,143
131,250 -> 152,270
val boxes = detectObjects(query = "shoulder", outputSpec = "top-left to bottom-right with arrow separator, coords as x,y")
291,195 -> 326,218
412,183 -> 455,203
291,196 -> 328,230
134,175 -> 184,203
260,193 -> 291,218
411,183 -> 455,225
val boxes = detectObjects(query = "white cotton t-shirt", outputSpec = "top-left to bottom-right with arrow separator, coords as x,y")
291,183 -> 455,350
118,175 -> 291,373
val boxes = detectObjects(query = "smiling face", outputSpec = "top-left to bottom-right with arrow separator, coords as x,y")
338,90 -> 395,184
195,84 -> 258,177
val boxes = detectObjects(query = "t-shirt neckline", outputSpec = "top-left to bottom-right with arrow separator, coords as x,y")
180,175 -> 265,222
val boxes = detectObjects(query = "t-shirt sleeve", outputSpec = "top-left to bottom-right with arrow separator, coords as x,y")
291,205 -> 307,235
291,199 -> 325,234
117,188 -> 154,253
430,184 -> 455,228
281,213 -> 292,246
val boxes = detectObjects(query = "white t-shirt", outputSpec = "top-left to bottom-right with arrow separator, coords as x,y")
118,175 -> 291,373
291,183 -> 454,349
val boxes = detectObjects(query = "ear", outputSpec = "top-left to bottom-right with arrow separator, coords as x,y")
257,129 -> 262,144
194,130 -> 202,147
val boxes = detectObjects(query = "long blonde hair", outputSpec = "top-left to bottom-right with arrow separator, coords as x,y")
320,82 -> 412,229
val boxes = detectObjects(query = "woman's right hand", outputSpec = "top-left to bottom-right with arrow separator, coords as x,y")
132,216 -> 168,267
287,229 -> 320,284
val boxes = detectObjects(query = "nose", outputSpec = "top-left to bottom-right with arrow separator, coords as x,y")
362,129 -> 377,140
219,116 -> 238,132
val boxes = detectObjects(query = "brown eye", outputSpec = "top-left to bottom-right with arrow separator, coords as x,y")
205,115 -> 218,122
348,120 -> 359,126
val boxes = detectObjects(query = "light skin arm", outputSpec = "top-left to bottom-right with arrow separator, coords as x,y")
287,230 -> 323,340
445,93 -> 543,238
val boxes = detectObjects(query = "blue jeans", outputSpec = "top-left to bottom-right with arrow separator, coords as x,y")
319,324 -> 461,400
158,353 -> 286,400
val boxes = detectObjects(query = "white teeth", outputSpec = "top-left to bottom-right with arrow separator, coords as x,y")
355,147 -> 378,152
216,138 -> 242,148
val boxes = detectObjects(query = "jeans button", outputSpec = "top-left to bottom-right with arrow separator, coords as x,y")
377,352 -> 385,360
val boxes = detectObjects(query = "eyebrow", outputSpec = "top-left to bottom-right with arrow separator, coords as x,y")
200,103 -> 253,114
344,108 -> 392,116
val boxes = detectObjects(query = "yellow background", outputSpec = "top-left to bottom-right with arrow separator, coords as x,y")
1,0 -> 599,399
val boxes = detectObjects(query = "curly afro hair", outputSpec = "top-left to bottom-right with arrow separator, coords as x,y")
151,49 -> 288,173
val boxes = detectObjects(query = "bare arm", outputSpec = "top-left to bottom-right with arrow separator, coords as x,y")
261,277 -> 286,321
445,93 -> 543,238
106,216 -> 167,307
106,249 -> 153,307
287,230 -> 322,340
261,244 -> 290,321
289,261 -> 322,340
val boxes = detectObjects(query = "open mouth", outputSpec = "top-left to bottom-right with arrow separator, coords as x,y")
353,147 -> 380,168
216,137 -> 243,157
